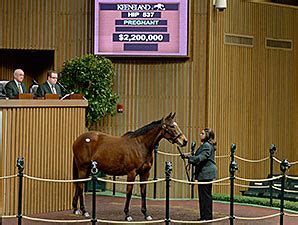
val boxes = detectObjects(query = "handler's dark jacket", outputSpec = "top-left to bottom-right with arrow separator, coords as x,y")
188,142 -> 217,180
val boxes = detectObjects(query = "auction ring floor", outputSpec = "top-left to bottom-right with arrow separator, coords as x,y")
2,193 -> 297,224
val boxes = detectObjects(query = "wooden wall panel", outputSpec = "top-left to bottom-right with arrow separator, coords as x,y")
0,101 -> 87,215
90,0 -> 211,197
0,0 -> 297,200
208,0 -> 298,194
93,0 -> 297,198
0,0 -> 91,80
91,57 -> 205,197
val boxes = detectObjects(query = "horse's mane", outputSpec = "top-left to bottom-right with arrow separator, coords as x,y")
122,119 -> 162,138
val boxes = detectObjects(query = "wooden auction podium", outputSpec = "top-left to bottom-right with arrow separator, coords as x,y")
15,93 -> 34,99
44,93 -> 59,99
0,98 -> 88,216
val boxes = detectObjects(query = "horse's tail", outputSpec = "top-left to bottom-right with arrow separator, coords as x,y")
73,157 -> 78,180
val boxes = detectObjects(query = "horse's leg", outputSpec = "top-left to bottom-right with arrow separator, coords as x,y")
72,182 -> 80,213
78,170 -> 90,217
124,171 -> 136,221
140,172 -> 152,220
72,158 -> 80,214
73,168 -> 89,217
79,181 -> 90,217
73,182 -> 89,216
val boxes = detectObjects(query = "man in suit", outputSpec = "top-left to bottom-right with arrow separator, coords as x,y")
36,71 -> 62,98
5,69 -> 27,99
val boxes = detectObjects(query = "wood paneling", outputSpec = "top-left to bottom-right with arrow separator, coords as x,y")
94,0 -> 298,197
208,0 -> 298,194
0,49 -> 54,84
0,0 -> 297,200
0,100 -> 87,215
0,0 -> 91,80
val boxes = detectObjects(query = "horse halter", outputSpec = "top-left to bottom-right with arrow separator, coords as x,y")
162,123 -> 183,144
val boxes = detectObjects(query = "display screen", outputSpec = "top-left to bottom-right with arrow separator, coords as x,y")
94,0 -> 188,56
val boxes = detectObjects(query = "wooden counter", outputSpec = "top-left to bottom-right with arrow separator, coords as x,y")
0,99 -> 88,215
0,99 -> 88,107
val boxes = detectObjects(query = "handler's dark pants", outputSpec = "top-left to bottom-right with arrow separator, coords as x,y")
198,182 -> 213,220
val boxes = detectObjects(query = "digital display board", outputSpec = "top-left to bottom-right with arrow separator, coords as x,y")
94,0 -> 188,56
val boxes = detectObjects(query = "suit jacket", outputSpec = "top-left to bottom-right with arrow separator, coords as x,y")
36,82 -> 62,98
5,80 -> 27,99
188,142 -> 217,181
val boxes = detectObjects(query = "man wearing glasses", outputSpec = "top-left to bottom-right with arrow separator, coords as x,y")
36,71 -> 62,98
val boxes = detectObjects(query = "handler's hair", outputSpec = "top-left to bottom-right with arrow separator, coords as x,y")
203,128 -> 217,150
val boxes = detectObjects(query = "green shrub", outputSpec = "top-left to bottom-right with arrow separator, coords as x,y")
60,54 -> 119,127
213,193 -> 298,212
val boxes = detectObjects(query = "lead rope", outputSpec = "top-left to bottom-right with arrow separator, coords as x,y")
177,146 -> 191,182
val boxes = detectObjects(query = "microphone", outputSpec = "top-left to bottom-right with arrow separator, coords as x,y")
57,82 -> 68,92
29,79 -> 39,94
32,79 -> 38,85
190,141 -> 196,155
191,141 -> 196,150
58,82 -> 87,100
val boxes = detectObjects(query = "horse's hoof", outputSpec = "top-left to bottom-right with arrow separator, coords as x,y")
74,209 -> 82,215
74,209 -> 81,215
146,215 -> 153,221
125,216 -> 133,221
83,212 -> 90,218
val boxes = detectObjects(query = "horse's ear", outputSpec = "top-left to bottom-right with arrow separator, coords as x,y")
171,112 -> 176,119
165,113 -> 172,120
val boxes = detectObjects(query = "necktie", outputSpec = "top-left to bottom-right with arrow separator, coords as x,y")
18,83 -> 23,93
52,85 -> 57,94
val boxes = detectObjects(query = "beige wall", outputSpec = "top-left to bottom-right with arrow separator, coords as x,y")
208,0 -> 298,193
96,0 -> 298,196
0,0 -> 297,198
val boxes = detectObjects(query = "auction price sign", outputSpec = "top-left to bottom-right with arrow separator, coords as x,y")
94,0 -> 188,56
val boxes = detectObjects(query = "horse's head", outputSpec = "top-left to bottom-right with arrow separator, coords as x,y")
161,113 -> 188,147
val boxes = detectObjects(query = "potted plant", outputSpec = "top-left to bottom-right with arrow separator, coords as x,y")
60,54 -> 119,128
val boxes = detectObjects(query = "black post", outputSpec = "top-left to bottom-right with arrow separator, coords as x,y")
17,157 -> 24,225
112,176 -> 116,196
269,144 -> 276,206
91,161 -> 98,225
190,141 -> 196,199
165,161 -> 172,225
153,144 -> 158,199
229,144 -> 237,225
279,159 -> 290,225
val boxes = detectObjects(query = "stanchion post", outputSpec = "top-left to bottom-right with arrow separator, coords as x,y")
190,141 -> 196,199
279,159 -> 290,225
165,161 -> 172,225
269,144 -> 276,206
17,157 -> 24,225
229,144 -> 237,225
112,175 -> 116,195
153,144 -> 158,199
91,161 -> 98,225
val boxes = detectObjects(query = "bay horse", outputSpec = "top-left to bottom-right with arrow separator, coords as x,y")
72,113 -> 187,221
